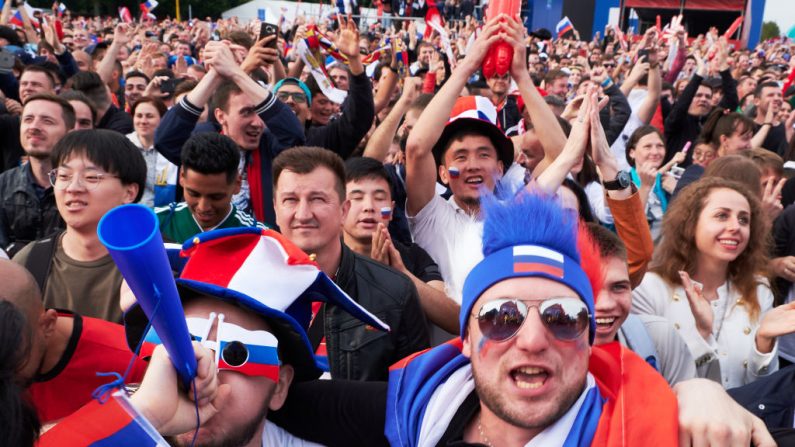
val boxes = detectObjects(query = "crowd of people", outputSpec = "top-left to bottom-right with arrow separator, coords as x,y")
4,2 -> 795,445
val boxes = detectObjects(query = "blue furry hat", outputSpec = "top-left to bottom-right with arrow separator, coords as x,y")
461,192 -> 596,343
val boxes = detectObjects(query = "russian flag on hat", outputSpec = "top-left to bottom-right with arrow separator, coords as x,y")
175,227 -> 390,380
431,96 -> 514,171
448,95 -> 498,125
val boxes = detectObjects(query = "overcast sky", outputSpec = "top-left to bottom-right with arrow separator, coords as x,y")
763,0 -> 795,36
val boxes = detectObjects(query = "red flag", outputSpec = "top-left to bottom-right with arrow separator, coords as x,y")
118,6 -> 132,23
655,15 -> 661,33
423,0 -> 444,40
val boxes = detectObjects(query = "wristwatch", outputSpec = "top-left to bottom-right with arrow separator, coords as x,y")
603,170 -> 631,190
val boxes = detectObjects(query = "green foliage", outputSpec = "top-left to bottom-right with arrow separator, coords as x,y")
760,21 -> 781,42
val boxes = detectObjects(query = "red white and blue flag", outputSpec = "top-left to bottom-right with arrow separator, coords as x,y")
512,245 -> 564,278
556,16 -> 574,39
118,6 -> 133,23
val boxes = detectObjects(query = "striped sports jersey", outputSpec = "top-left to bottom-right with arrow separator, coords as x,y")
154,202 -> 267,244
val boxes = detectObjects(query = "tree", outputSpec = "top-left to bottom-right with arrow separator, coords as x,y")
761,21 -> 781,42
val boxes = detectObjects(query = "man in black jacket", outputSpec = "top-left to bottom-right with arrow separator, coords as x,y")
272,146 -> 429,381
664,38 -> 738,167
0,94 -> 74,257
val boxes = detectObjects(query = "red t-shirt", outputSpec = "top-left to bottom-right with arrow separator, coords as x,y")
28,311 -> 149,424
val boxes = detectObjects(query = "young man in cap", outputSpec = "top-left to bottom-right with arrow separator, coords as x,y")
405,15 -> 567,303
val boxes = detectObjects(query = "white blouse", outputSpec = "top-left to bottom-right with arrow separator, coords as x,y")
632,272 -> 778,389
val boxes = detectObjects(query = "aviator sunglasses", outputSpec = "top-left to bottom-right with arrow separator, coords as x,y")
475,297 -> 590,342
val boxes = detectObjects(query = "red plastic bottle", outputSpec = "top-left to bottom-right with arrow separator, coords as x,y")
481,0 -> 521,79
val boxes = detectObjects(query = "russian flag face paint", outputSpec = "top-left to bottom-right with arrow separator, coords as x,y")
380,206 -> 392,219
448,166 -> 461,179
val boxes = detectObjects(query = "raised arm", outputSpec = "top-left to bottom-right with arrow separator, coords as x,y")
363,77 -> 422,162
503,17 -> 566,177
97,24 -> 129,86
405,16 -> 502,215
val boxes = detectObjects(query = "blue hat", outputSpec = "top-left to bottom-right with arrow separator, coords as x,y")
460,193 -> 596,344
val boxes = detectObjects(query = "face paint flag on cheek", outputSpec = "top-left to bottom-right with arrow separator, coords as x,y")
381,206 -> 392,219
448,166 -> 460,179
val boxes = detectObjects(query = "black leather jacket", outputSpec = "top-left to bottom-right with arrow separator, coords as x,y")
0,163 -> 63,256
323,243 -> 430,381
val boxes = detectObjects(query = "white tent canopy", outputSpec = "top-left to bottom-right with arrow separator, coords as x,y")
221,0 -> 380,25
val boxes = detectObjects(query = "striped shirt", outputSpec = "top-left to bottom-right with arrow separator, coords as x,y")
154,202 -> 267,244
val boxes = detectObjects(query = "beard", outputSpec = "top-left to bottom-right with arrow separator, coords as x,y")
25,147 -> 51,160
166,394 -> 270,447
472,364 -> 586,432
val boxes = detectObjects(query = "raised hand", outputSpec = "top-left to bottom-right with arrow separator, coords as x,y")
679,270 -> 714,341
757,301 -> 795,353
241,34 -> 280,74
336,17 -> 361,59
459,14 -> 506,74
203,41 -> 240,78
637,161 -> 658,189
761,177 -> 785,221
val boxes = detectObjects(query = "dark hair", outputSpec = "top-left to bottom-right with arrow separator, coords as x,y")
131,96 -> 168,118
51,129 -> 147,203
273,146 -> 346,201
585,222 -> 627,261
174,79 -> 198,98
210,80 -> 243,113
125,70 -> 151,84
754,80 -> 781,97
21,65 -> 57,90
226,30 -> 254,49
407,94 -> 433,114
68,71 -> 110,110
59,90 -> 97,125
699,109 -> 754,148
625,125 -> 664,167
744,148 -> 784,178
344,157 -> 393,190
562,177 -> 595,223
181,133 -> 241,183
25,93 -> 76,130
0,300 -> 40,447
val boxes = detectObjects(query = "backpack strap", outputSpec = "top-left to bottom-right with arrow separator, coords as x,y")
620,314 -> 659,371
23,231 -> 62,294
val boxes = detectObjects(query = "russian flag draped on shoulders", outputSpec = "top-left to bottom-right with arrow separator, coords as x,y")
386,340 -> 678,447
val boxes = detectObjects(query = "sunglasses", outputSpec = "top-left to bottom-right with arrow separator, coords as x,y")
277,91 -> 308,104
475,297 -> 590,342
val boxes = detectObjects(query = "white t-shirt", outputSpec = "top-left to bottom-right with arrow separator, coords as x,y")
408,194 -> 484,304
262,420 -> 325,446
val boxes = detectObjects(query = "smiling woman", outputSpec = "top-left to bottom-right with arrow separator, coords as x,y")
631,177 -> 794,389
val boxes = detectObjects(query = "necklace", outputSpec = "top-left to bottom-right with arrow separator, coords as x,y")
478,414 -> 494,447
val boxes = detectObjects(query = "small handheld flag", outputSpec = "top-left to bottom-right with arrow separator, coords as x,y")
555,16 -> 574,39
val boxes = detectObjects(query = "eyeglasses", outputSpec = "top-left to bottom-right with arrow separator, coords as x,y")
277,91 -> 308,104
475,297 -> 590,342
48,169 -> 119,190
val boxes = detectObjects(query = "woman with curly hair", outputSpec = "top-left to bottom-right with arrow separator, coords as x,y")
632,177 -> 795,389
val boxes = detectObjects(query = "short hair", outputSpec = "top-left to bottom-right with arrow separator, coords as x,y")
174,79 -> 197,98
754,81 -> 780,97
344,156 -> 393,191
180,133 -> 241,183
744,148 -> 784,177
625,125 -> 664,167
130,96 -> 168,118
700,109 -> 755,147
702,154 -> 762,198
125,70 -> 151,84
21,64 -> 57,89
585,222 -> 627,262
59,90 -> 97,125
272,146 -> 346,201
51,129 -> 147,203
25,93 -> 76,130
407,93 -> 433,115
68,71 -> 110,110
226,30 -> 254,49
543,68 -> 568,86
210,80 -> 243,113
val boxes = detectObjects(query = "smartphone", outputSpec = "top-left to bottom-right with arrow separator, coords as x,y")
259,23 -> 278,49
637,49 -> 649,61
160,78 -> 178,94
0,48 -> 16,73
669,166 -> 685,180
